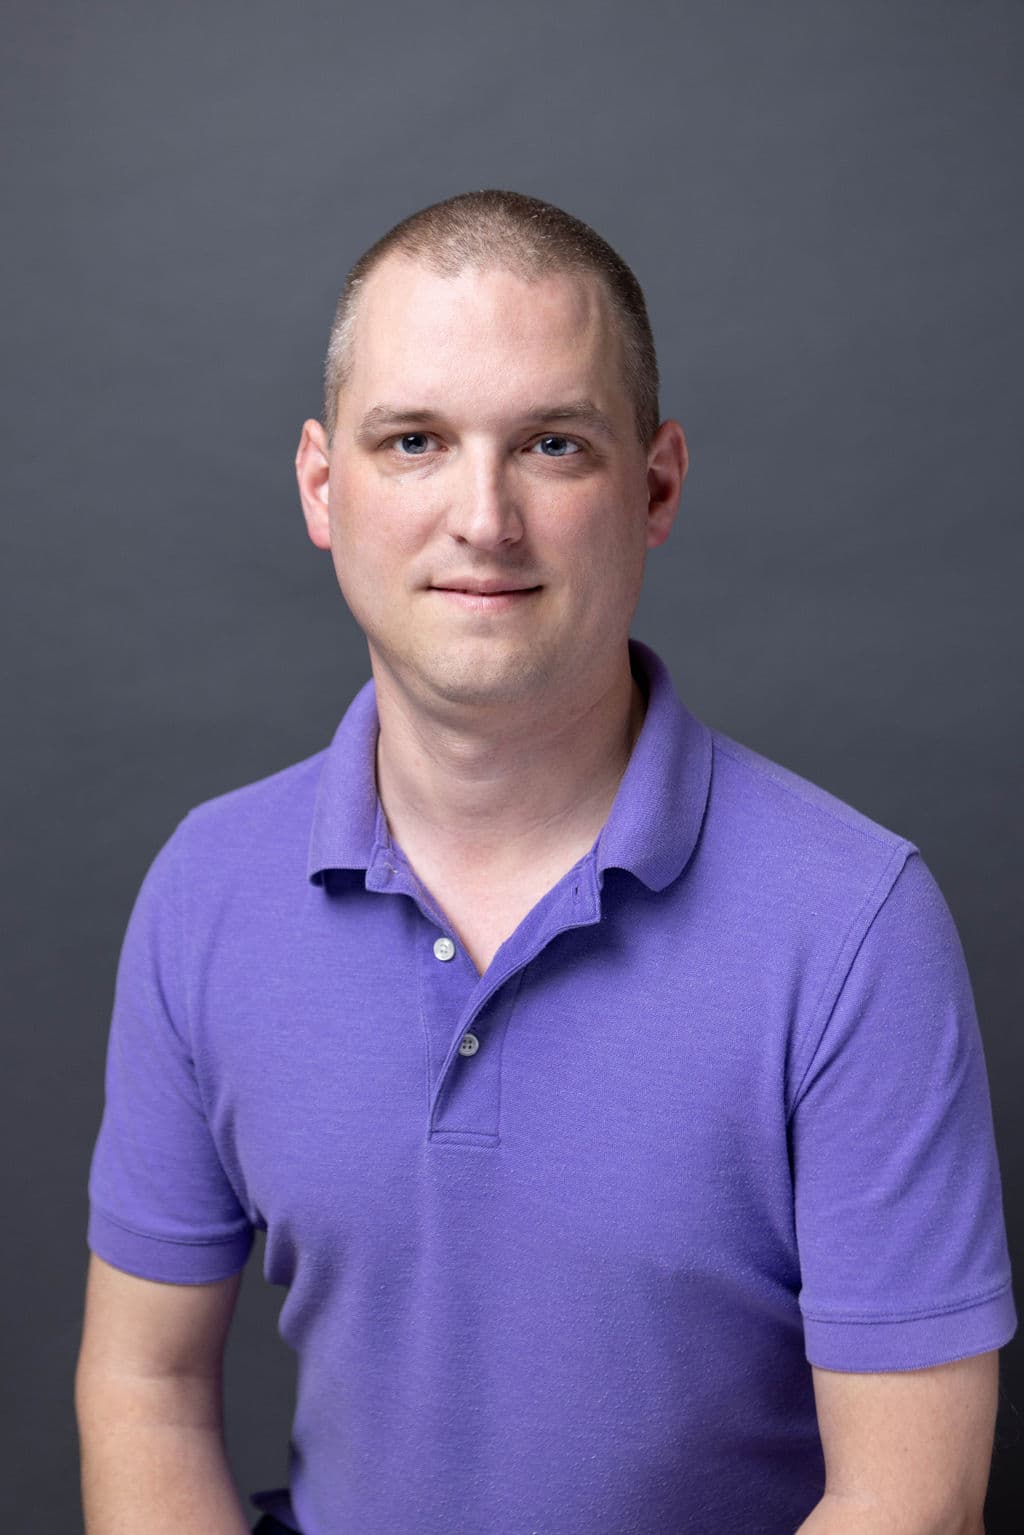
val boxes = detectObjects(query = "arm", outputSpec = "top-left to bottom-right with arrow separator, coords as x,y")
793,1352 -> 999,1535
74,1252 -> 252,1535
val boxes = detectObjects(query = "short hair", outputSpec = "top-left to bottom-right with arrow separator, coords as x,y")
321,189 -> 660,453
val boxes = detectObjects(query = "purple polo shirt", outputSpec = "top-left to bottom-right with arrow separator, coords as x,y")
86,636 -> 1017,1535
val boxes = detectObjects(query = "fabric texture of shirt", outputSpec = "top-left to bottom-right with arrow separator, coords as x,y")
86,635 -> 1018,1535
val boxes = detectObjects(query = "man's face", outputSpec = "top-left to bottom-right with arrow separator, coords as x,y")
298,253 -> 683,715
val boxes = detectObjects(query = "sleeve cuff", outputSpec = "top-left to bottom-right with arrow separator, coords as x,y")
87,1203 -> 254,1285
802,1281 -> 1018,1371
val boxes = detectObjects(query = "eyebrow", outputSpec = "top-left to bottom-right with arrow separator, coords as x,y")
354,399 -> 619,444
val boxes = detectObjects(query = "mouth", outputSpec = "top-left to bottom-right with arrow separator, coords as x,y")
429,585 -> 542,611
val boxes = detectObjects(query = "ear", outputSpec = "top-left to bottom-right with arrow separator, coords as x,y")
296,419 -> 332,551
644,420 -> 688,550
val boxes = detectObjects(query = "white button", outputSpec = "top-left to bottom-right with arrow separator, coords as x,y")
458,1032 -> 479,1056
433,936 -> 456,961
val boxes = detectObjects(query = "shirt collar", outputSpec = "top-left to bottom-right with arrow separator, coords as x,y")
307,636 -> 712,894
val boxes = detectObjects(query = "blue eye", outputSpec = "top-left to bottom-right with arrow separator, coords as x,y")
395,432 -> 434,455
387,431 -> 581,458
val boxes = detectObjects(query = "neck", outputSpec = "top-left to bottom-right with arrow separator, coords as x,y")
371,652 -> 647,878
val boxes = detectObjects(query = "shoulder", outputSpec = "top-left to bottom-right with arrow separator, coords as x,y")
183,746 -> 327,834
708,727 -> 913,856
708,725 -> 916,861
163,746 -> 329,887
701,725 -> 921,936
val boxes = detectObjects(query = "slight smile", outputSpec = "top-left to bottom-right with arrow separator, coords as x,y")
429,586 -> 542,612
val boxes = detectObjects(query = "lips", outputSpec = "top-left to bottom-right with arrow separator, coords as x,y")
430,585 -> 541,612
432,584 -> 540,595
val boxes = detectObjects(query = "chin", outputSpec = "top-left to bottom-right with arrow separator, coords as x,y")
416,648 -> 550,707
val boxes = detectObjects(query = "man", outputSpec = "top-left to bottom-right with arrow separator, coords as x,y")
76,190 -> 1016,1535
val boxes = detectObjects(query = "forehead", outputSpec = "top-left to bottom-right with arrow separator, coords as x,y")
343,254 -> 626,414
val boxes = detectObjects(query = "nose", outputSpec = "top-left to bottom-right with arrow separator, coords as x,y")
440,440 -> 525,551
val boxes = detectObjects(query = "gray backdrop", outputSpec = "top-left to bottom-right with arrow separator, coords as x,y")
3,0 -> 1022,1528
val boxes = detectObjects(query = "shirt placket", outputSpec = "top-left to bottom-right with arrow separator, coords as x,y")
365,831 -> 603,1144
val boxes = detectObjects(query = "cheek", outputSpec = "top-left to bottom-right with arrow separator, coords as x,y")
329,488 -> 440,636
331,476 -> 422,574
559,494 -> 643,581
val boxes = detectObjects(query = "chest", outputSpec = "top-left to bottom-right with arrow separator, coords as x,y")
193,864 -> 807,1347
404,854 -> 592,978
417,871 -> 577,976
424,886 -> 537,977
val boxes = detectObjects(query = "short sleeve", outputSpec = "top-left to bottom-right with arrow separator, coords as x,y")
86,822 -> 254,1283
790,850 -> 1017,1370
